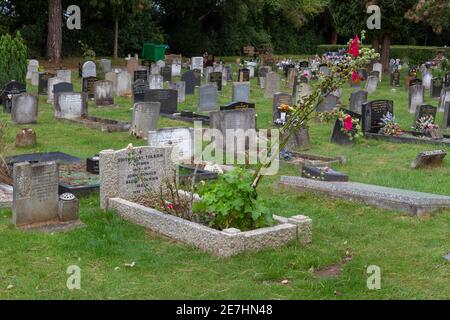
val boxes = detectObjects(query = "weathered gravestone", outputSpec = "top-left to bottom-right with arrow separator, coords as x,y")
198,84 -> 218,112
191,57 -> 204,75
82,77 -> 98,99
372,62 -> 383,82
391,69 -> 400,87
362,100 -> 394,133
286,68 -> 297,89
150,63 -> 160,75
264,72 -> 281,98
82,60 -> 97,78
47,77 -> 65,103
134,68 -> 148,83
431,78 -> 443,99
411,150 -> 447,169
2,81 -> 26,113
193,69 -> 202,87
148,127 -> 194,163
31,72 -> 39,86
331,109 -> 362,145
204,66 -> 212,82
349,90 -> 368,114
409,84 -> 425,113
181,70 -> 196,95
37,73 -> 53,96
170,81 -> 186,103
116,71 -> 132,97
232,82 -> 250,103
422,70 -> 433,90
295,82 -> 312,105
414,104 -> 437,130
55,92 -> 88,119
95,80 -> 114,106
11,93 -> 38,124
149,74 -> 163,90
126,58 -> 139,77
171,63 -> 181,77
258,66 -> 269,88
105,71 -> 118,93
439,88 -> 450,112
57,70 -> 72,83
209,72 -> 222,91
130,102 -> 161,139
100,59 -> 112,73
99,146 -> 177,209
26,60 -> 39,80
365,75 -> 378,94
144,89 -> 178,114
317,93 -> 340,113
132,79 -> 150,103
162,65 -> 172,82
273,92 -> 292,122
238,68 -> 250,82
443,101 -> 450,130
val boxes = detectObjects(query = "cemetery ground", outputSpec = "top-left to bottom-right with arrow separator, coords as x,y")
0,60 -> 449,300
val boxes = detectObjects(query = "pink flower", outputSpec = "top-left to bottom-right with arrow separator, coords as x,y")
343,115 -> 353,131
348,35 -> 360,58
166,203 -> 174,210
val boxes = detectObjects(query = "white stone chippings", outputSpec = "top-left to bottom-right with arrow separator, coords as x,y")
108,198 -> 311,257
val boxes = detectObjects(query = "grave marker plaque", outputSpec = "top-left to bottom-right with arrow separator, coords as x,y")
362,100 -> 394,133
144,89 -> 178,114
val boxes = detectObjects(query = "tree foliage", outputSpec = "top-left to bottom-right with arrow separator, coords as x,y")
0,32 -> 27,88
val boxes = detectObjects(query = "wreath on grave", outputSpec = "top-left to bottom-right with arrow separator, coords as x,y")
318,108 -> 363,141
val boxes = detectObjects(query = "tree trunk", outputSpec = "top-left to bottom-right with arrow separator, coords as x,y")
331,29 -> 338,45
47,0 -> 62,64
381,33 -> 391,72
372,38 -> 380,53
113,18 -> 119,59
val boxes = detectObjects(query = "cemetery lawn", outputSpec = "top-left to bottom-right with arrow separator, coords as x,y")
0,62 -> 449,300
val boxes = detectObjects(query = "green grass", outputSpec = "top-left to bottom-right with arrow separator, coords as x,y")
0,62 -> 449,300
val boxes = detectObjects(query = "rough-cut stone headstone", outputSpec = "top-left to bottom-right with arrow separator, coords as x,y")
349,90 -> 368,114
198,84 -> 218,112
411,150 -> 446,169
11,93 -> 38,124
264,72 -> 281,98
144,89 -> 178,114
56,92 -> 88,119
95,80 -> 114,106
116,71 -> 132,97
148,127 -> 194,163
362,100 -> 394,133
232,82 -> 250,103
82,60 -> 97,78
365,75 -> 378,94
99,146 -> 177,209
13,161 -> 59,227
273,92 -> 292,122
409,84 -> 424,113
130,102 -> 161,139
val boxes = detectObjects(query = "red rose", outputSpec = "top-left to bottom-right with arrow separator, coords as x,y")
348,35 -> 360,58
343,115 -> 353,131
352,71 -> 360,82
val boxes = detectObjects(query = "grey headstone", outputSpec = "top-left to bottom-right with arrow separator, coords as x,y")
317,93 -> 340,113
273,93 -> 292,122
439,88 -> 450,112
26,60 -> 39,80
409,84 -> 425,113
11,93 -> 38,124
170,81 -> 186,103
349,90 -> 368,114
82,60 -> 97,78
149,74 -> 163,90
31,72 -> 39,86
100,59 -> 112,73
443,102 -> 450,130
372,62 -> 383,82
198,84 -> 218,112
411,150 -> 446,169
264,72 -> 281,98
182,70 -> 196,95
116,71 -> 132,96
232,82 -> 250,103
130,102 -> 161,139
365,75 -> 379,94
144,89 -> 178,114
95,80 -> 114,106
148,127 -> 194,163
47,77 -> 65,103
56,70 -> 72,83
56,92 -> 88,119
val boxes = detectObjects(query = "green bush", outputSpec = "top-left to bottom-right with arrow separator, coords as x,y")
317,44 -> 450,64
0,32 -> 27,89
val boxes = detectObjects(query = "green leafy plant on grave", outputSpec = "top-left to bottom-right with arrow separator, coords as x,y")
0,32 -> 27,89
194,168 -> 274,231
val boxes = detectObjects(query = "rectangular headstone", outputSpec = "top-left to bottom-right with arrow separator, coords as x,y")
149,74 -> 163,90
232,82 -> 250,103
170,81 -> 186,103
349,90 -> 368,114
362,100 -> 394,133
144,89 -> 178,114
431,78 -> 443,99
264,72 -> 280,98
47,77 -> 65,103
56,92 -> 88,119
11,93 -> 38,124
198,84 -> 218,112
148,127 -> 194,163
116,71 -> 132,97
209,72 -> 222,91
134,69 -> 148,83
162,65 -> 172,82
409,84 -> 424,113
130,102 -> 161,139
238,68 -> 250,82
181,70 -> 196,95
372,62 -> 382,82
273,93 -> 292,122
82,77 -> 98,99
365,75 -> 378,94
95,80 -> 114,106
443,101 -> 450,130
57,70 -> 72,83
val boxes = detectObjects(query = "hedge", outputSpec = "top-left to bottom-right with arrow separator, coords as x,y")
317,45 -> 450,65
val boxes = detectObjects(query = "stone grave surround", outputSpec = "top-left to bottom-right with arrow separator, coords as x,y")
11,93 -> 38,125
148,127 -> 194,164
12,161 -> 80,229
99,146 -> 177,209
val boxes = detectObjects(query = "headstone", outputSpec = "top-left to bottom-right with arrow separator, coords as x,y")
286,68 -> 297,89
13,161 -> 59,227
209,72 -> 222,91
53,82 -> 73,111
317,93 -> 340,113
11,93 -> 38,124
225,65 -> 233,81
47,77 -> 65,103
182,70 -> 196,95
162,65 -> 172,82
390,69 -> 400,87
370,70 -> 380,79
409,84 -> 425,113
99,146 -> 177,209
170,81 -> 186,103
26,60 -> 39,80
82,60 -> 97,78
57,70 -> 72,83
431,78 -> 443,99
31,72 -> 39,86
198,84 -> 218,112
422,71 -> 432,90
2,81 -> 26,113
319,64 -> 329,76
116,71 -> 132,97
100,59 -> 112,73
232,82 -> 250,103
94,80 -> 114,106
273,93 -> 292,122
82,77 -> 98,99
144,89 -> 178,114
55,92 -> 88,119
258,66 -> 269,88
191,57 -> 203,75
362,100 -> 394,133
134,69 -> 148,83
295,82 -> 312,105
442,101 -> 450,130
439,88 -> 450,112
16,128 -> 36,148
149,74 -> 163,90
238,68 -> 250,82
409,78 -> 422,87
331,109 -> 362,145
105,71 -> 118,93
171,63 -> 181,77
130,102 -> 161,139
150,63 -> 160,75
414,104 -> 437,130
132,79 -> 150,103
221,68 -> 228,87
204,67 -> 213,83
349,90 -> 368,114
365,75 -> 378,94
445,71 -> 450,88
411,150 -> 447,169
126,58 -> 139,76
220,101 -> 255,111
148,127 -> 194,163
264,72 -> 281,98
372,62 -> 382,82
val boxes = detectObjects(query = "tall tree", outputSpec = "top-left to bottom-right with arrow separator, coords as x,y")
47,0 -> 62,63
405,0 -> 450,34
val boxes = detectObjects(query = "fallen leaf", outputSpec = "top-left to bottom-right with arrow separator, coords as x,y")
281,279 -> 289,285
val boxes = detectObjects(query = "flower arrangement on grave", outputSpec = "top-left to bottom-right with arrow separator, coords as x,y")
274,103 -> 295,126
379,112 -> 404,136
317,108 -> 363,142
416,115 -> 439,133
